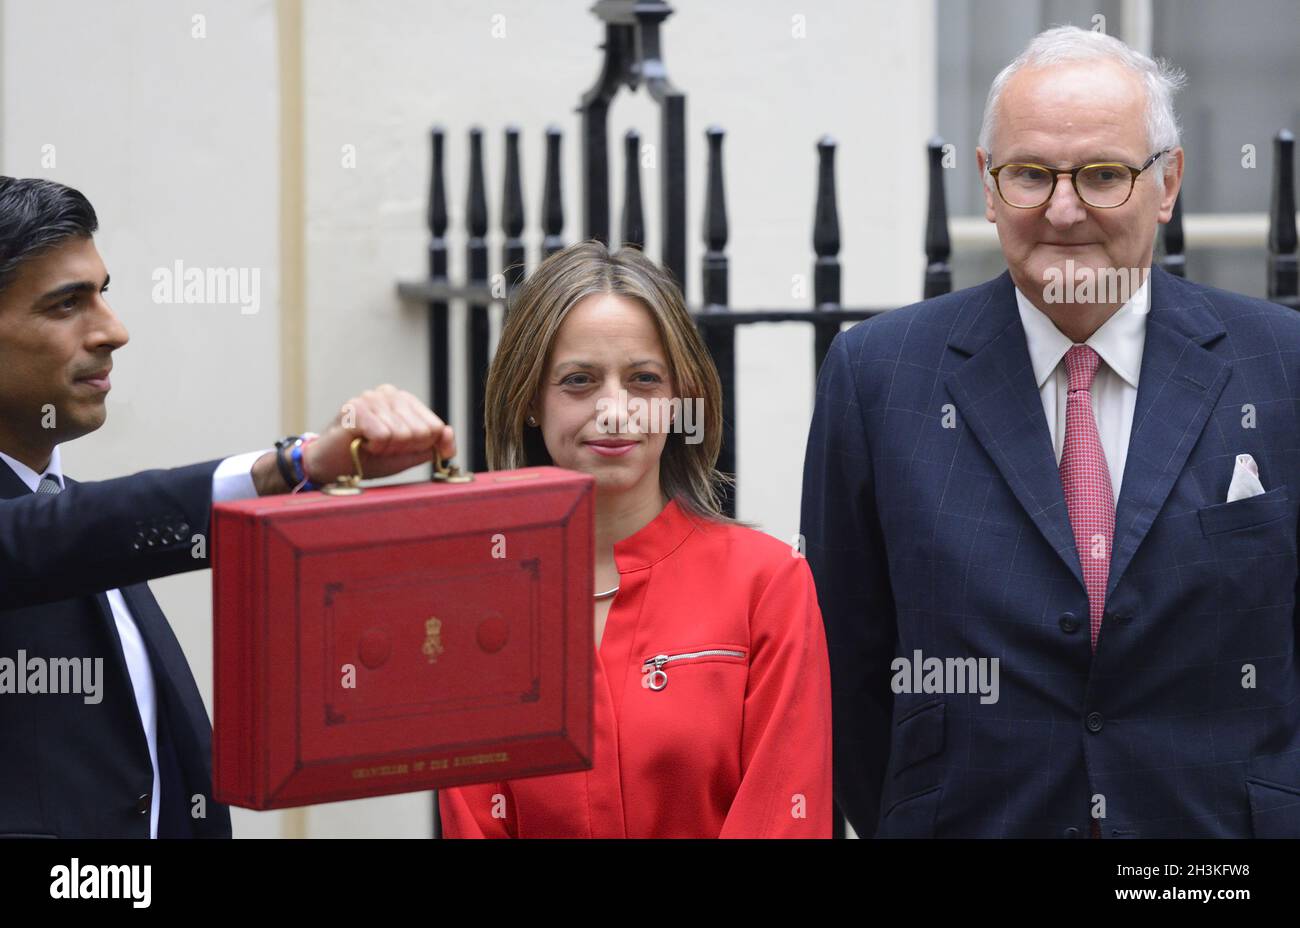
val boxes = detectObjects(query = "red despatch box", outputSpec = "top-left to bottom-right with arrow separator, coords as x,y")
211,466 -> 594,810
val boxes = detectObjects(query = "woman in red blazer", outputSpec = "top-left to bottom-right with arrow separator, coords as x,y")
439,241 -> 832,838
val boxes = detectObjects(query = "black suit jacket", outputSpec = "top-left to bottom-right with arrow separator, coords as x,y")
0,458 -> 231,837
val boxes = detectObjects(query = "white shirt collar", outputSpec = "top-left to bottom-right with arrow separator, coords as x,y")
1014,275 -> 1149,390
0,445 -> 64,493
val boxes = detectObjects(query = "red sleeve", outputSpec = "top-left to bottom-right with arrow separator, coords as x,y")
719,551 -> 834,838
438,781 -> 517,838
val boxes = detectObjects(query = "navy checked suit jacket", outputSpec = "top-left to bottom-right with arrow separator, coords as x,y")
801,266 -> 1300,838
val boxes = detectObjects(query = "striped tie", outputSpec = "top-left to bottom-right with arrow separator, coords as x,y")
36,474 -> 62,495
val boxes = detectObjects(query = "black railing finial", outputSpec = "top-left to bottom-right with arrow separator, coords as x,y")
1269,129 -> 1298,308
1161,192 -> 1186,279
812,135 -> 843,376
426,126 -> 450,422
429,126 -> 448,241
923,137 -> 952,299
466,127 -> 491,473
502,126 -> 526,295
813,135 -> 842,308
702,126 -> 728,307
467,127 -> 488,239
699,124 -> 735,516
542,125 -> 565,260
622,129 -> 646,249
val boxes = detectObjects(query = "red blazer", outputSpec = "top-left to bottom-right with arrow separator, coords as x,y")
439,498 -> 833,838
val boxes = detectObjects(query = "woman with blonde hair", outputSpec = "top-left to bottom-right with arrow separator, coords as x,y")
438,240 -> 832,837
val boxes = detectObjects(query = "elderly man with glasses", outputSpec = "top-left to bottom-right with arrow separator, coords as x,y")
802,25 -> 1300,838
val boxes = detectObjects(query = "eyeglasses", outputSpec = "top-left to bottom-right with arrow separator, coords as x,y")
987,150 -> 1170,209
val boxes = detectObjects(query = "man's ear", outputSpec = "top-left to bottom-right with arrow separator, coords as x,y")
1157,147 -> 1185,224
976,147 -> 997,223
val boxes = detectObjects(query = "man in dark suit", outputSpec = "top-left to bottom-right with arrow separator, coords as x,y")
0,176 -> 456,837
801,26 -> 1300,837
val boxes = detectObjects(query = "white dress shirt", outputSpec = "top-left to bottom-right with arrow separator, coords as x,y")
1014,276 -> 1150,504
0,446 -> 267,838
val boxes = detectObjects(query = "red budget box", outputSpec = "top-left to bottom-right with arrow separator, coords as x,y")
211,465 -> 594,810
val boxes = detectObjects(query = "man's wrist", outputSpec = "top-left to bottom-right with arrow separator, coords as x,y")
265,433 -> 321,494
251,451 -> 294,496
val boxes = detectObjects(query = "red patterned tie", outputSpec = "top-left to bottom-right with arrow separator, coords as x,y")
1060,345 -> 1114,841
1059,345 -> 1114,653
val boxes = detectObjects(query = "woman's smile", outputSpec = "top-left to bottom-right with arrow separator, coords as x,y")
585,438 -> 639,457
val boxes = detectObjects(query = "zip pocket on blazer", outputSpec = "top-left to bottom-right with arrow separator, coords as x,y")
640,646 -> 747,692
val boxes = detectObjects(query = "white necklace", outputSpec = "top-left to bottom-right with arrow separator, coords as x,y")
594,584 -> 620,600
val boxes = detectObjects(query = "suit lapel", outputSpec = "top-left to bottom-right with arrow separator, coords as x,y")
118,585 -> 202,704
117,582 -> 214,743
945,272 -> 1084,590
1106,267 -> 1229,598
93,590 -> 139,696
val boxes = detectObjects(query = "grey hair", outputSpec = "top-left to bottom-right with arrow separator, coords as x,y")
979,26 -> 1186,189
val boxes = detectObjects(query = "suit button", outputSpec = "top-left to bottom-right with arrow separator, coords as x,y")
1059,612 -> 1080,633
1086,712 -> 1104,733
136,792 -> 150,814
1063,826 -> 1080,838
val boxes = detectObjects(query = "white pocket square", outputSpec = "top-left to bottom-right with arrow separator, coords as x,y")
1226,453 -> 1266,502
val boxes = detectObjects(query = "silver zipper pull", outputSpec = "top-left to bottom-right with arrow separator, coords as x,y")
643,654 -> 669,691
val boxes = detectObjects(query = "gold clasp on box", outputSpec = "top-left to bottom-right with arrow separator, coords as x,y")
323,436 -> 474,495
322,437 -> 367,496
433,450 -> 473,484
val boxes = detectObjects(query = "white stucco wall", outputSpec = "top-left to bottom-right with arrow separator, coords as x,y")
1,0 -> 284,837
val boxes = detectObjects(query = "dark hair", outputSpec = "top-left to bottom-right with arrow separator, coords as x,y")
0,177 -> 98,295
